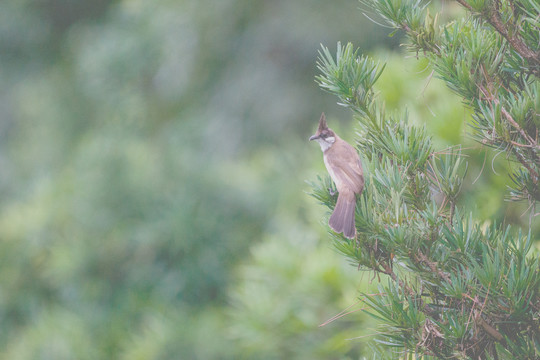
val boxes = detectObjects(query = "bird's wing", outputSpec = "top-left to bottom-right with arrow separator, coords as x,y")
326,142 -> 364,194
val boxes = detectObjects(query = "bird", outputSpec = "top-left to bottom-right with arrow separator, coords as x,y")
309,113 -> 364,239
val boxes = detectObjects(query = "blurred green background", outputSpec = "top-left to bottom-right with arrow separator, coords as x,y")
0,0 -> 536,358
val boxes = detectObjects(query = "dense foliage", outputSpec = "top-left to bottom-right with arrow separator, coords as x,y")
310,0 -> 539,358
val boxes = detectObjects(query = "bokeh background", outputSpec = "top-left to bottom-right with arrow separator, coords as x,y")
0,0 -> 536,358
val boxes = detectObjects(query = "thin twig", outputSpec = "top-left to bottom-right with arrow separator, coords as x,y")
416,252 -> 452,283
476,312 -> 504,342
512,147 -> 539,183
500,106 -> 538,148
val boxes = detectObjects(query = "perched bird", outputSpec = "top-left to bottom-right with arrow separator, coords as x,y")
309,113 -> 364,239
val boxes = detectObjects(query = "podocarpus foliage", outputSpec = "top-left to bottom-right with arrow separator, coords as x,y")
309,0 -> 539,358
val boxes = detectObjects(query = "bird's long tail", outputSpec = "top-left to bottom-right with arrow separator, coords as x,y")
328,190 -> 356,239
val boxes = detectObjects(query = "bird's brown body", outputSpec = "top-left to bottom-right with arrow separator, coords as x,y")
310,113 -> 364,239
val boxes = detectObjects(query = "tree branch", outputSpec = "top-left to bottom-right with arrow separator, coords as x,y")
416,252 -> 452,284
454,0 -> 540,75
500,106 -> 539,149
497,106 -> 540,184
475,311 -> 504,342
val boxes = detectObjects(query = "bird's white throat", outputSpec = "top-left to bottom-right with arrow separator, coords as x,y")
316,136 -> 335,152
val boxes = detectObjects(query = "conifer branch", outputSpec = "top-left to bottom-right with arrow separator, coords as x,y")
454,0 -> 540,75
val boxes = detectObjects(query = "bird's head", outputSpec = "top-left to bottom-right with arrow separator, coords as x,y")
309,113 -> 336,151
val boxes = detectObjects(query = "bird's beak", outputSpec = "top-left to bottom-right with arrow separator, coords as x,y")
309,134 -> 319,141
